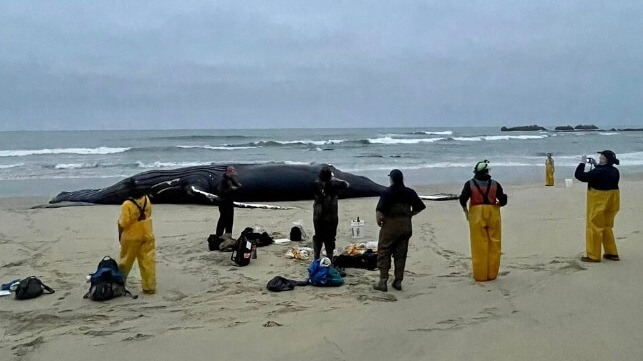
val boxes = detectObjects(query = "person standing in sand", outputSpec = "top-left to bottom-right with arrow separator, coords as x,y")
373,169 -> 426,292
545,153 -> 555,186
459,160 -> 508,282
575,150 -> 621,262
313,166 -> 350,262
216,166 -> 242,239
118,179 -> 156,294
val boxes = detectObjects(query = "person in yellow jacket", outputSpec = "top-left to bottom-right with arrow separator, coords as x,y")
118,180 -> 156,294
545,153 -> 555,186
459,160 -> 508,282
575,150 -> 620,262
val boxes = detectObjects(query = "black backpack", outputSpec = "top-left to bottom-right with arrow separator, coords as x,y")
239,227 -> 274,247
231,236 -> 252,266
290,226 -> 302,242
84,256 -> 136,301
14,276 -> 55,300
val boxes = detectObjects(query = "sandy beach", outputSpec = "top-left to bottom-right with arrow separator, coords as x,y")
1,177 -> 642,361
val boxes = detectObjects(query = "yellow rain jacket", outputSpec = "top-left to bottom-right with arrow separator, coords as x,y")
118,195 -> 156,293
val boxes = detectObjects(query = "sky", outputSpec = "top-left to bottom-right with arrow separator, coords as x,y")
1,1 -> 642,130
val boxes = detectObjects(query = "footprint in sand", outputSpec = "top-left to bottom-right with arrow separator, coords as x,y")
122,333 -> 154,342
11,336 -> 45,357
356,293 -> 397,303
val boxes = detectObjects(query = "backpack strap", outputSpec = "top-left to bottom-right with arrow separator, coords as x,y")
127,197 -> 147,221
40,282 -> 55,294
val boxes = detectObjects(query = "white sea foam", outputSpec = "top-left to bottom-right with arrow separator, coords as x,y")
367,137 -> 446,144
0,147 -> 130,157
136,161 -> 213,168
0,163 -> 24,169
452,135 -> 548,142
54,163 -> 99,169
177,145 -> 257,150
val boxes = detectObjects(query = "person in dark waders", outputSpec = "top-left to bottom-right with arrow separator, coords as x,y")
459,160 -> 508,282
216,166 -> 242,238
313,166 -> 350,262
575,150 -> 620,262
373,169 -> 426,292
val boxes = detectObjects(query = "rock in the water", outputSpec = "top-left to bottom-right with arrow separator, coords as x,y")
501,125 -> 547,132
574,124 -> 599,130
555,125 -> 575,131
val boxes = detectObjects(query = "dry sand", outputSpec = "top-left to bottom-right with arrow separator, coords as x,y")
1,179 -> 642,361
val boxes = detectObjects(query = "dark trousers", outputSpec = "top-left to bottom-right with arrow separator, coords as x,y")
377,217 -> 412,281
313,220 -> 337,260
216,203 -> 234,237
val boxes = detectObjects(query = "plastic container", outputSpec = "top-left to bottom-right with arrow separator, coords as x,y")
565,178 -> 573,188
351,219 -> 365,238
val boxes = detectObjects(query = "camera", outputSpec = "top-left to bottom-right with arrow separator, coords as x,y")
586,157 -> 596,165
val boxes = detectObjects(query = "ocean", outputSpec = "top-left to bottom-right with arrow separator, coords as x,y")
1,127 -> 641,197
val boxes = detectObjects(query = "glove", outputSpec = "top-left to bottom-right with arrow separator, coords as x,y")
581,155 -> 587,163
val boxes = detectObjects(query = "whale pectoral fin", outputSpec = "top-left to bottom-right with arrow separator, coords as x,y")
419,193 -> 459,201
189,186 -> 219,203
233,202 -> 294,210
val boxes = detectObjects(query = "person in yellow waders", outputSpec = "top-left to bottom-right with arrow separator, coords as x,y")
459,160 -> 508,282
545,153 -> 555,186
118,180 -> 156,294
575,150 -> 620,262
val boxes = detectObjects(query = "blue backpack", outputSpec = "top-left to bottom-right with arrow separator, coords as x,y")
84,256 -> 136,301
307,259 -> 344,287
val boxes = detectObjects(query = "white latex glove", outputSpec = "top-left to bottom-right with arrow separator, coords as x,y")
581,154 -> 587,163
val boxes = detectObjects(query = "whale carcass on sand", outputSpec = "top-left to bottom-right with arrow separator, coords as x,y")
48,163 -> 457,209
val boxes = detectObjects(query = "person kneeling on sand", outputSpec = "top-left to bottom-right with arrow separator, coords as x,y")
459,160 -> 508,282
118,179 -> 156,294
373,169 -> 425,292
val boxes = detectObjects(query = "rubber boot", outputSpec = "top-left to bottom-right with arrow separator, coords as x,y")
372,270 -> 388,292
392,279 -> 402,291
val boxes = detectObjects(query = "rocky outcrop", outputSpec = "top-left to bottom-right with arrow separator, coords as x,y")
610,128 -> 643,132
554,125 -> 574,131
574,124 -> 599,130
501,125 -> 547,132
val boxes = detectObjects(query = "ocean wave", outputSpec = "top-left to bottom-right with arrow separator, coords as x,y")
135,161 -> 213,169
241,139 -> 347,147
53,162 -> 100,170
599,132 -> 618,136
450,135 -> 548,142
366,137 -> 445,145
0,163 -> 25,169
411,131 -> 454,135
149,135 -> 251,141
177,145 -> 257,150
0,147 -> 131,157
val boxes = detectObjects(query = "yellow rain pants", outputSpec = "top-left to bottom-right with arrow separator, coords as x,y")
585,189 -> 620,261
118,196 -> 156,293
468,205 -> 501,282
545,162 -> 554,186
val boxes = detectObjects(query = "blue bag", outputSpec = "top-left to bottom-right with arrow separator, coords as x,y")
307,259 -> 344,287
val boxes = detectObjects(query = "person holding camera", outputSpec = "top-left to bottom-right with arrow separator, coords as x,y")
575,150 -> 620,262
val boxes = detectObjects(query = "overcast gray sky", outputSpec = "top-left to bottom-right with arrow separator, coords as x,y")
1,1 -> 642,130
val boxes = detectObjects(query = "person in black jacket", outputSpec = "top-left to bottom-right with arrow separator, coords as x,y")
459,160 -> 508,282
373,169 -> 426,292
575,150 -> 621,262
313,166 -> 349,261
216,166 -> 242,238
